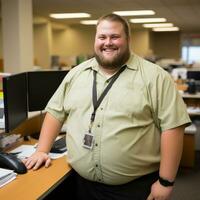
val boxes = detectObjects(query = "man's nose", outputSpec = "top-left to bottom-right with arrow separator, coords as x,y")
105,38 -> 112,45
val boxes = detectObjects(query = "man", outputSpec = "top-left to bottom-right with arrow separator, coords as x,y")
24,14 -> 191,200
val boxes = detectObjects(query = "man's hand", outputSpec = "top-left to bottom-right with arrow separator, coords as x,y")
23,151 -> 51,170
147,180 -> 173,200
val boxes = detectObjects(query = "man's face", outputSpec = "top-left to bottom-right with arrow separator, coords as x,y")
94,20 -> 130,69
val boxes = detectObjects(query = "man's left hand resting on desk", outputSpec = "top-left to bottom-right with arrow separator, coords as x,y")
23,113 -> 63,170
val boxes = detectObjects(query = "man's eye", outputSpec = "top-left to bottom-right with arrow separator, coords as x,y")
99,36 -> 105,40
112,35 -> 120,39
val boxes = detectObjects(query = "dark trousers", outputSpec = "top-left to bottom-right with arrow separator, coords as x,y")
74,171 -> 159,200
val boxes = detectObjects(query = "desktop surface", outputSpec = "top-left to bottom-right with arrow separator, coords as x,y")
0,139 -> 72,200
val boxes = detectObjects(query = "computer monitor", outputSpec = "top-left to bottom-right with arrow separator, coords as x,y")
187,70 -> 200,80
2,73 -> 28,133
27,70 -> 68,111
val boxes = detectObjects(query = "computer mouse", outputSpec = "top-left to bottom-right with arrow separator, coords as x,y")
0,152 -> 27,174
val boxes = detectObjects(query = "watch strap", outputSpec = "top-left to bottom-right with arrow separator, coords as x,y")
159,176 -> 174,187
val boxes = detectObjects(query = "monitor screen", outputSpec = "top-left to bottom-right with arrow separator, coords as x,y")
187,70 -> 200,80
27,70 -> 68,111
3,73 -> 28,133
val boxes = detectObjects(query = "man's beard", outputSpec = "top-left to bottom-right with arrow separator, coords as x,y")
95,48 -> 130,69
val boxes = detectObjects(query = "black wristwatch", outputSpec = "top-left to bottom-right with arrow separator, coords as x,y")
159,176 -> 174,187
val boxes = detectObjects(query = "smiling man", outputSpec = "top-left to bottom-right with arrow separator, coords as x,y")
24,14 -> 191,200
94,16 -> 130,71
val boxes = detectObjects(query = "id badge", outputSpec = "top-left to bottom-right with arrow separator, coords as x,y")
82,132 -> 94,149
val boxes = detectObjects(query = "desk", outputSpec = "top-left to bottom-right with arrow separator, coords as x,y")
180,92 -> 200,167
0,140 -> 72,200
181,133 -> 195,167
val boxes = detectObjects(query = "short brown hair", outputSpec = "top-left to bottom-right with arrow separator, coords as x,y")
97,13 -> 130,39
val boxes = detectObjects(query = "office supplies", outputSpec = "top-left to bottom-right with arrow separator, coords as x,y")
0,94 -> 4,129
0,152 -> 27,174
0,134 -> 21,149
0,168 -> 16,188
10,144 -> 36,159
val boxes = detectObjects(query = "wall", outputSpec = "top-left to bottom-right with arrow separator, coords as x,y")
33,23 -> 52,68
151,31 -> 181,59
130,29 -> 151,57
0,22 -> 3,59
52,25 -> 95,56
51,25 -> 95,67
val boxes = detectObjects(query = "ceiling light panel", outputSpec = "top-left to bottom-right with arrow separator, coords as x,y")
130,18 -> 166,23
113,10 -> 155,16
80,20 -> 98,25
153,27 -> 180,32
50,13 -> 91,19
143,23 -> 173,28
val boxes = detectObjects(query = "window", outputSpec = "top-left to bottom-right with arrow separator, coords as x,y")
181,34 -> 200,64
182,46 -> 200,64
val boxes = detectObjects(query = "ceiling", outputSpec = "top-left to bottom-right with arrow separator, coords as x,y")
32,0 -> 200,32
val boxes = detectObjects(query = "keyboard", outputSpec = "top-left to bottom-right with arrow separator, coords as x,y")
50,135 -> 67,153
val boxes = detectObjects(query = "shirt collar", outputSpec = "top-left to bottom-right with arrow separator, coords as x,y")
125,53 -> 139,70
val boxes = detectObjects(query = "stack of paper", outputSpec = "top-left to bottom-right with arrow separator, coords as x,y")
0,168 -> 17,188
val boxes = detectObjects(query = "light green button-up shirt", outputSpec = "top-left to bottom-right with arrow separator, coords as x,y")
45,54 -> 191,185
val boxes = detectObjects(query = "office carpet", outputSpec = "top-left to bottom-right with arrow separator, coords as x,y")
171,151 -> 200,200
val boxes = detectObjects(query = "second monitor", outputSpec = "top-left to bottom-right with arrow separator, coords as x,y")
27,70 -> 69,112
3,73 -> 28,133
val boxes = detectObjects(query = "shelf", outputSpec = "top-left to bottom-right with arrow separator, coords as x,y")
182,92 -> 200,99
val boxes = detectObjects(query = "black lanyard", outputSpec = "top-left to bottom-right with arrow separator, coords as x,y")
89,66 -> 126,132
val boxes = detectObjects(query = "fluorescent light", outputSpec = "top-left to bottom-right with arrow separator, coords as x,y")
113,10 -> 155,16
153,27 -> 180,32
143,23 -> 173,28
80,20 -> 98,25
50,13 -> 91,19
130,18 -> 166,23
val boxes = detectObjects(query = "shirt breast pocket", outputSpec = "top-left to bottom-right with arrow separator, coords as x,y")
108,84 -> 152,126
64,85 -> 92,112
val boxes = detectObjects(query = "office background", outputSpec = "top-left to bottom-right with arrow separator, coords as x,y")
0,1 -> 200,199
0,0 -> 200,72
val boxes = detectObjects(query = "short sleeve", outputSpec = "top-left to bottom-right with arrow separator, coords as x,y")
45,74 -> 70,123
152,69 -> 191,132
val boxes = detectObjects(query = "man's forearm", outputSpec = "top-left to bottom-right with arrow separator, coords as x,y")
36,113 -> 63,153
159,126 -> 185,182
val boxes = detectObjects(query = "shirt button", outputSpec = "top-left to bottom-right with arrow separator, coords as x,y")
100,107 -> 103,110
97,125 -> 100,128
96,164 -> 98,167
95,143 -> 98,146
106,80 -> 109,83
98,179 -> 101,181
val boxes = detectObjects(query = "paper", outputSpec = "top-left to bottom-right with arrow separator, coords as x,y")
10,145 -> 36,159
0,168 -> 17,188
49,151 -> 67,159
10,144 -> 67,159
